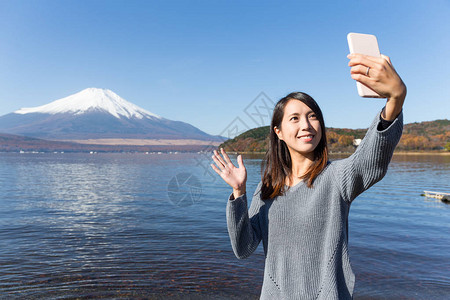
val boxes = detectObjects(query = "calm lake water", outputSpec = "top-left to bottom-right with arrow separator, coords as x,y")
0,152 -> 449,299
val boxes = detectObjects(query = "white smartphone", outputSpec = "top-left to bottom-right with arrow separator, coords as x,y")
347,32 -> 382,98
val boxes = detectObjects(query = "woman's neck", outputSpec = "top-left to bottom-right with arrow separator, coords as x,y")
287,149 -> 315,186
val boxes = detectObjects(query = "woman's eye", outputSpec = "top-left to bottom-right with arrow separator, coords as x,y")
309,114 -> 317,119
290,116 -> 298,121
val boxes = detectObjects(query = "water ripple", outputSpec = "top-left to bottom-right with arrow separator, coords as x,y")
0,153 -> 448,298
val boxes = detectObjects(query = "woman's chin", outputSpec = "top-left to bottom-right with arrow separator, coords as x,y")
287,146 -> 317,158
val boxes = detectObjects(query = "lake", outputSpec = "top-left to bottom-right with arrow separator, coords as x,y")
0,152 -> 449,299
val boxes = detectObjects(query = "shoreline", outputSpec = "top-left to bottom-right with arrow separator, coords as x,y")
226,151 -> 450,156
393,151 -> 450,156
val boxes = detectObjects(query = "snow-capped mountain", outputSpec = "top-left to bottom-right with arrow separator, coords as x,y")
0,88 -> 220,141
15,88 -> 161,120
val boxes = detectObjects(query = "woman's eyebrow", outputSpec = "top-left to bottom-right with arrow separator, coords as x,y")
287,110 -> 314,117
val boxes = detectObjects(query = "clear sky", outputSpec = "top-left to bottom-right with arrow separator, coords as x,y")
1,0 -> 449,136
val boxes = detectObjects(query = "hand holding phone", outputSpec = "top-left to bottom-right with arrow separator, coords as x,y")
347,33 -> 383,98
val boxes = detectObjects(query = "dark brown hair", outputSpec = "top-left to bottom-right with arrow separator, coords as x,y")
260,92 -> 328,199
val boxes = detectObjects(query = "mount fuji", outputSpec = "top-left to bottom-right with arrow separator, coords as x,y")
0,88 -> 221,142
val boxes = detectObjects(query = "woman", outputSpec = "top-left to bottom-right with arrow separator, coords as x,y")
211,53 -> 406,299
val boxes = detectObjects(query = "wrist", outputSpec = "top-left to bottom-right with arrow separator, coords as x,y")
384,86 -> 406,121
233,187 -> 246,198
389,82 -> 407,103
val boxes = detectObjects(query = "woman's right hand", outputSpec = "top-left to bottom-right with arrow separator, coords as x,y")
211,148 -> 247,198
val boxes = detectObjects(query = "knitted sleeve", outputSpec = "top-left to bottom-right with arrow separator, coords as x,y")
333,109 -> 403,202
226,183 -> 263,259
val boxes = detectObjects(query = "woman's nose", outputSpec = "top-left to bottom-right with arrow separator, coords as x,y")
299,117 -> 311,130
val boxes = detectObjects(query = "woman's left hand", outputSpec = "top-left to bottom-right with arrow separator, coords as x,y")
348,53 -> 407,120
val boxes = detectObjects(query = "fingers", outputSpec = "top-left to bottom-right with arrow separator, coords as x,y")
350,65 -> 371,76
348,53 -> 392,73
210,162 -> 222,175
211,148 -> 237,171
349,65 -> 374,87
237,154 -> 245,169
347,53 -> 382,66
210,149 -> 245,175
348,53 -> 383,80
381,54 -> 392,65
220,148 -> 232,165
211,150 -> 226,170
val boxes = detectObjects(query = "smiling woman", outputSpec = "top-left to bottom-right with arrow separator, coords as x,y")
267,92 -> 328,195
211,52 -> 407,299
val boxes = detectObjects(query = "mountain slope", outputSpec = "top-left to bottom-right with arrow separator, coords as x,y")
0,88 -> 220,141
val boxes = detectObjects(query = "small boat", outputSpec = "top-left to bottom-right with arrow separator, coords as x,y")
423,191 -> 450,203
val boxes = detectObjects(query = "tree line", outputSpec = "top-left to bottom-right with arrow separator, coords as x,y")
220,119 -> 450,153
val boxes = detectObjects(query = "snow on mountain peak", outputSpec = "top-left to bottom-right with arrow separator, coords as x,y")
14,88 -> 161,119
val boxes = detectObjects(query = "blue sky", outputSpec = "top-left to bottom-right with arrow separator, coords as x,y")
1,0 -> 449,136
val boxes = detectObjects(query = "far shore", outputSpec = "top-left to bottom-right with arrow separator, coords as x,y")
63,138 -> 222,146
224,150 -> 450,156
393,151 -> 450,156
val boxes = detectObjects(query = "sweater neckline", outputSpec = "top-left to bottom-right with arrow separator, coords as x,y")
285,179 -> 306,191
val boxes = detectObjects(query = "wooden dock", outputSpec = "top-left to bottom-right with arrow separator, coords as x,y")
423,191 -> 450,203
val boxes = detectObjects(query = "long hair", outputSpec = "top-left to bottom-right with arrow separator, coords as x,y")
260,92 -> 328,200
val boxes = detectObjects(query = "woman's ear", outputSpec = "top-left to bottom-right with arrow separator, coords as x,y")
274,126 -> 283,141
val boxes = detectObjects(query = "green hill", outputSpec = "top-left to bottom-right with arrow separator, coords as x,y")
220,119 -> 450,153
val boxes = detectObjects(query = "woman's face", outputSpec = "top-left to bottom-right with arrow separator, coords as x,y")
274,99 -> 322,159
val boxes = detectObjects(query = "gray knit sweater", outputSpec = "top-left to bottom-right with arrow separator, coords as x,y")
226,111 -> 403,299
